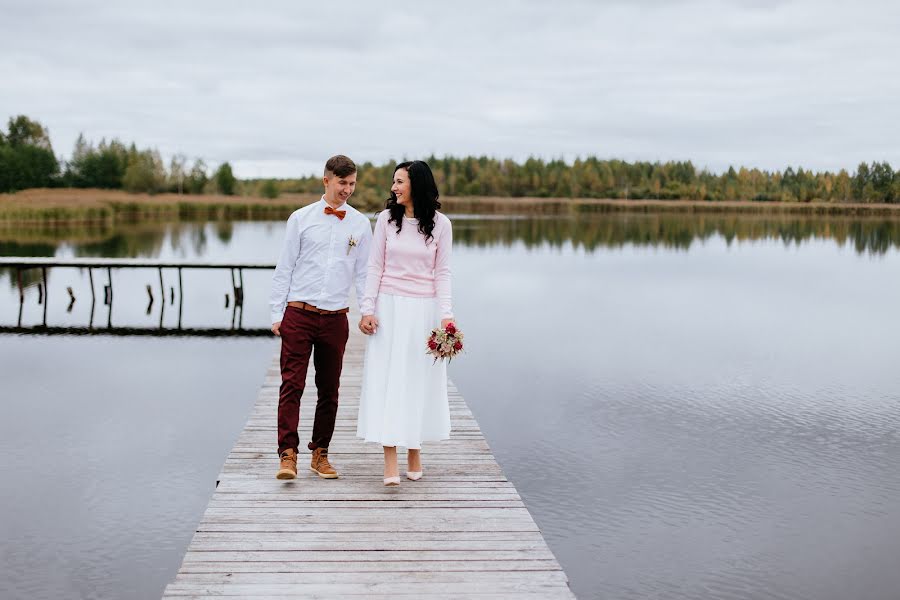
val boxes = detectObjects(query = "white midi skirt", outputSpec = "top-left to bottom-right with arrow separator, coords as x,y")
356,293 -> 451,449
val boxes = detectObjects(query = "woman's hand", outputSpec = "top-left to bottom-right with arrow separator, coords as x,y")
441,318 -> 456,330
359,315 -> 379,335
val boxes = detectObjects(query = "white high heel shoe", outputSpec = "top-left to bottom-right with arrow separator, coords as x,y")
406,471 -> 423,481
383,476 -> 400,486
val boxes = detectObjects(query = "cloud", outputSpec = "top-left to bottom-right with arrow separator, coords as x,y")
2,0 -> 898,177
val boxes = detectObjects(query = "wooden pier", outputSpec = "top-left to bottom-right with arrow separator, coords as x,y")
1,257 -> 273,330
162,324 -> 576,599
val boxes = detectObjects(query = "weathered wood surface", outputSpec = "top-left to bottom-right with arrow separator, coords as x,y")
163,325 -> 576,598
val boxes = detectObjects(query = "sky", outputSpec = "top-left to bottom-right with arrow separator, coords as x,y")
2,0 -> 899,178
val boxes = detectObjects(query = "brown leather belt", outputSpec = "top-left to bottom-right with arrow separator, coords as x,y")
287,301 -> 349,315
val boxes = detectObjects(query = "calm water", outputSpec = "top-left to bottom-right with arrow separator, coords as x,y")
2,213 -> 900,600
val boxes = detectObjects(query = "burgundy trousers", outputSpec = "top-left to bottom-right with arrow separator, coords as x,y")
277,306 -> 349,454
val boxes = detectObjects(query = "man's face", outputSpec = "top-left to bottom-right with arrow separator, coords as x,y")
323,171 -> 357,204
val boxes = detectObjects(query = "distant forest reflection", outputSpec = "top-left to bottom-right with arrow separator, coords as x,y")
1,214 -> 900,261
454,214 -> 900,255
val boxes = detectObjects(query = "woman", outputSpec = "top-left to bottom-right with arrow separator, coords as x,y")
357,160 -> 455,486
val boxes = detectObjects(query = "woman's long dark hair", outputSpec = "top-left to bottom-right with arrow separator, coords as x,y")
385,160 -> 441,243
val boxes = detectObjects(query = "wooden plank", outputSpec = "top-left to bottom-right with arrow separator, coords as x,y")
187,531 -> 546,543
166,594 -> 576,600
163,321 -> 575,599
216,480 -> 518,492
195,523 -> 540,534
185,536 -> 550,552
174,560 -> 565,574
173,571 -> 569,584
181,550 -> 557,562
206,500 -> 525,509
163,581 -> 569,595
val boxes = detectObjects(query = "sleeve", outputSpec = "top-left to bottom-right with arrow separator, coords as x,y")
353,215 -> 374,309
434,216 -> 453,319
270,211 -> 301,324
359,211 -> 387,316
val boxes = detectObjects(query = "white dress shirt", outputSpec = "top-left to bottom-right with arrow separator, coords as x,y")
270,197 -> 373,324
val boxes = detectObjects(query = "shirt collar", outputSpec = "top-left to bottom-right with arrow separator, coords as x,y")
321,195 -> 348,212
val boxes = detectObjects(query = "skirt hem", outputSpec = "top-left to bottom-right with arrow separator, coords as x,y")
356,432 -> 452,449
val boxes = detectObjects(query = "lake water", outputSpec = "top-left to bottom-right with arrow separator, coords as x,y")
2,213 -> 900,600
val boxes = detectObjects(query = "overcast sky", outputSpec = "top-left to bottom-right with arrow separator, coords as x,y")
3,0 -> 899,177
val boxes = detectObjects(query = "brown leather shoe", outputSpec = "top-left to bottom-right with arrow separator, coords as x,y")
276,448 -> 297,480
310,447 -> 338,479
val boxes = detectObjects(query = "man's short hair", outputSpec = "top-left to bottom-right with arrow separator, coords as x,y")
324,155 -> 357,178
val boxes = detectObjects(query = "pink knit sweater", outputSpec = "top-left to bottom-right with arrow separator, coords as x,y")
360,210 -> 453,319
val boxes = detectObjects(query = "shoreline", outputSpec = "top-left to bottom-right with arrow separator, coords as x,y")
3,188 -> 900,223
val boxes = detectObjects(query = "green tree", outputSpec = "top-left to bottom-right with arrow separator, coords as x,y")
168,153 -> 188,194
82,139 -> 128,188
214,162 -> 237,195
870,162 -> 894,202
6,115 -> 53,151
833,170 -> 852,202
0,115 -> 59,192
853,162 -> 870,201
122,149 -> 165,193
186,159 -> 208,194
261,179 -> 280,199
0,144 -> 59,192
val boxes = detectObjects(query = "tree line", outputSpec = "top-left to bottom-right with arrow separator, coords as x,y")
0,115 -> 237,195
3,114 -> 900,204
283,156 -> 900,204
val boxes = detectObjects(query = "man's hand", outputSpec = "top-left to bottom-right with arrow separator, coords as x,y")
271,321 -> 281,336
359,315 -> 378,335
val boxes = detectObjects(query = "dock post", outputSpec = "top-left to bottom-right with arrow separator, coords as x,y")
231,268 -> 244,307
41,267 -> 47,327
106,267 -> 113,328
146,284 -> 154,315
88,268 -> 96,304
177,267 -> 183,330
158,267 -> 165,325
16,268 -> 24,327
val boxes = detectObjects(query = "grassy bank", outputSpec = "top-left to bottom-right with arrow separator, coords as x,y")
444,196 -> 900,217
4,188 -> 900,223
0,188 -> 321,223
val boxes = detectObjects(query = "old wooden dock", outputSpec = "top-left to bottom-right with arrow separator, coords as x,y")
162,325 -> 576,599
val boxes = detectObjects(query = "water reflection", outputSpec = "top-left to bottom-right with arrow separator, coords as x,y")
4,214 -> 899,332
453,214 -> 900,254
3,214 -> 900,599
3,213 -> 900,260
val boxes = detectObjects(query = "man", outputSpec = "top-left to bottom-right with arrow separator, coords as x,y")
270,155 -> 372,480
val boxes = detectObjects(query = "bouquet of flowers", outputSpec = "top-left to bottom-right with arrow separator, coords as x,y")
426,322 -> 464,363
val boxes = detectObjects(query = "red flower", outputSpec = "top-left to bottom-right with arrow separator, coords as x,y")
453,341 -> 463,351
428,340 -> 438,350
445,323 -> 457,335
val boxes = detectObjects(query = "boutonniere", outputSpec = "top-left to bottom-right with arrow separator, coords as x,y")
347,235 -> 358,255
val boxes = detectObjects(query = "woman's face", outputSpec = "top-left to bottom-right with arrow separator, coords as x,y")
391,168 -> 412,206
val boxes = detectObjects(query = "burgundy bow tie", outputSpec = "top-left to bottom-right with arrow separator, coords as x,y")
324,206 -> 346,220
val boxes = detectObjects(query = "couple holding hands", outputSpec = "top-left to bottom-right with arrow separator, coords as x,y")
269,155 -> 455,486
